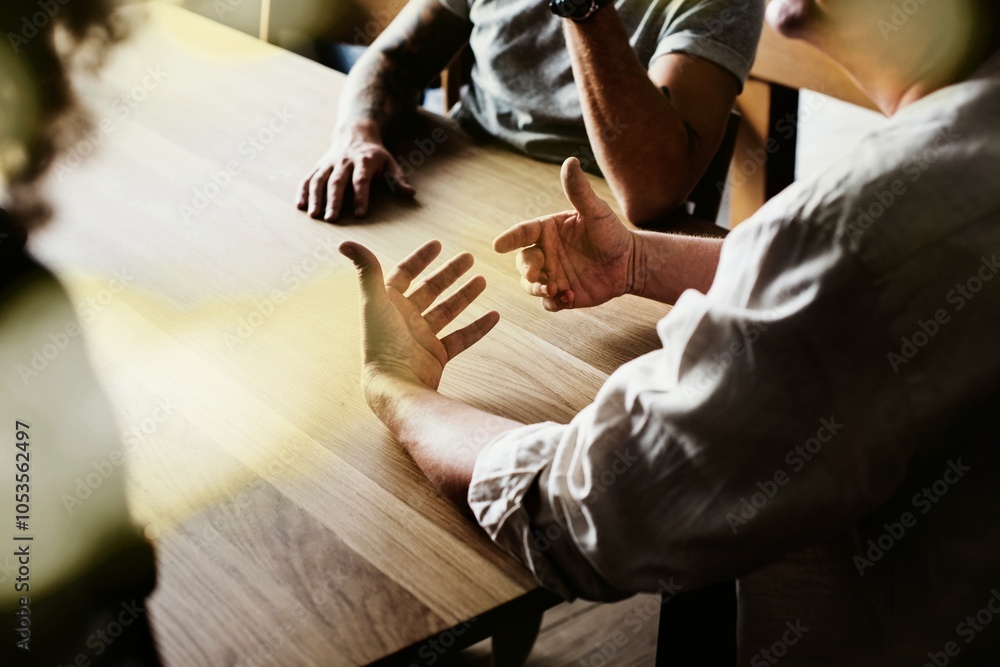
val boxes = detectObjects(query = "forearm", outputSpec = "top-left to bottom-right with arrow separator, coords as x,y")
563,12 -> 697,223
629,230 -> 723,304
336,51 -> 424,141
336,0 -> 471,140
365,371 -> 523,510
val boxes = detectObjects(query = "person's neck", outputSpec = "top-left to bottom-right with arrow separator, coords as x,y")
835,55 -> 948,117
811,20 -> 975,117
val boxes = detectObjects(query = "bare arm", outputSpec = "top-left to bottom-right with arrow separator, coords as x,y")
563,10 -> 740,224
337,239 -> 519,510
629,229 -> 722,305
298,0 -> 471,220
339,0 -> 471,139
367,374 -> 521,508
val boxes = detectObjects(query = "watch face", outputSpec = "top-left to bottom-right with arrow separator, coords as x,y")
550,0 -> 598,20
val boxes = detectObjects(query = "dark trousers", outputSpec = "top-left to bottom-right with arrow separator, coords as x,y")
655,579 -> 738,666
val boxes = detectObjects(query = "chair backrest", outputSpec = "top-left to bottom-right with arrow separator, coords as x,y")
726,22 -> 877,226
687,110 -> 742,223
752,22 -> 876,110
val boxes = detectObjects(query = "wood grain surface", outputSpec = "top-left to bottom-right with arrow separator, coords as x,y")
27,4 -> 670,664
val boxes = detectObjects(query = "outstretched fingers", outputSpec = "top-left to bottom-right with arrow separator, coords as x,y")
407,251 -> 475,312
384,240 -> 443,293
424,275 -> 487,334
441,311 -> 500,361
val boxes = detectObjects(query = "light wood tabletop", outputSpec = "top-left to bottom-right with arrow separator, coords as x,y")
27,3 -> 670,664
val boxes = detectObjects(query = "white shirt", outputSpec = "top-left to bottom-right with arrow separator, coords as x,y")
469,52 -> 1000,664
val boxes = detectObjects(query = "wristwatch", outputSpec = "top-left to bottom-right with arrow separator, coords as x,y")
548,0 -> 613,22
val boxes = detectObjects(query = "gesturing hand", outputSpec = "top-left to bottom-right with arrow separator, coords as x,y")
493,157 -> 635,311
299,122 -> 416,221
339,239 -> 500,392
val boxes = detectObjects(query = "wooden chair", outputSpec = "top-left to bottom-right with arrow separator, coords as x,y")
441,48 -> 739,228
727,22 -> 877,226
440,22 -> 877,230
654,24 -> 877,667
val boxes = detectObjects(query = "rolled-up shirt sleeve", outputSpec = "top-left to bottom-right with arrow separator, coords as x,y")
469,207 -> 918,601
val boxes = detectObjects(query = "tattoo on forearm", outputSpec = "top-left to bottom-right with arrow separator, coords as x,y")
356,61 -> 417,132
347,2 -> 468,136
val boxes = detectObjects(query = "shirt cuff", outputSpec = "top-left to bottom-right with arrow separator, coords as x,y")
468,421 -> 573,597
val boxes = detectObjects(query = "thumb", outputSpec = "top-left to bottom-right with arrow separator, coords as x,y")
561,157 -> 612,219
339,241 -> 386,303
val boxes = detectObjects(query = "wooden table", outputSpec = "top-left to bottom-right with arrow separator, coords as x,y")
29,4 -> 668,664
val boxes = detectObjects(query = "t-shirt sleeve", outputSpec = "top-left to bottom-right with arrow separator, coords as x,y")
436,0 -> 472,20
468,207 -> 918,601
650,0 -> 765,87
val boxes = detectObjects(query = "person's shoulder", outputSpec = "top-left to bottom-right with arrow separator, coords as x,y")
753,83 -> 1000,271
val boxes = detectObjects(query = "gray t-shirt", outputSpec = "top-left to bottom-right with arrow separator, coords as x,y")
437,0 -> 764,165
